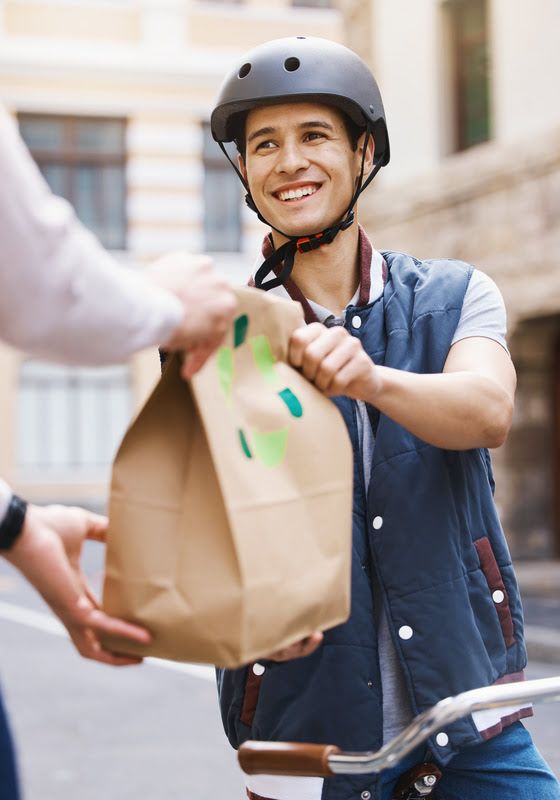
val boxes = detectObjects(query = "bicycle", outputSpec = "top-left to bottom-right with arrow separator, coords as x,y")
238,675 -> 560,799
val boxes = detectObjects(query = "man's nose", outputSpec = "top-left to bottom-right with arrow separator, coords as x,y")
275,140 -> 309,174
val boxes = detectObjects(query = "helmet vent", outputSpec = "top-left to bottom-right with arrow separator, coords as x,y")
238,63 -> 252,79
284,57 -> 300,72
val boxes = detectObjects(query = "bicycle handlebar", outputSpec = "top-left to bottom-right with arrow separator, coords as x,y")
240,742 -> 341,778
238,676 -> 560,777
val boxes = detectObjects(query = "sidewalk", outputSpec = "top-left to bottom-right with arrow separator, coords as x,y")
514,560 -> 560,665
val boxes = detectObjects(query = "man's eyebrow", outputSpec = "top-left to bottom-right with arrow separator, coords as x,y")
247,126 -> 276,144
247,119 -> 335,144
299,120 -> 335,132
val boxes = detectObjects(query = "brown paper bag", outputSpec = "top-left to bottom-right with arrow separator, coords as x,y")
101,286 -> 353,668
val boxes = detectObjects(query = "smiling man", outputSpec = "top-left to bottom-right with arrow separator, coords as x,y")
210,37 -> 560,800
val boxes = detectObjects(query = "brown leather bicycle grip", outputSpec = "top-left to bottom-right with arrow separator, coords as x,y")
238,741 -> 341,777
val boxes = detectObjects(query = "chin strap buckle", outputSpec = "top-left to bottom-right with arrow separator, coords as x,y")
296,231 -> 330,253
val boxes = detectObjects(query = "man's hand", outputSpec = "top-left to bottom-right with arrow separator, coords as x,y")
264,632 -> 324,662
146,252 -> 237,377
4,504 -> 151,666
289,323 -> 381,401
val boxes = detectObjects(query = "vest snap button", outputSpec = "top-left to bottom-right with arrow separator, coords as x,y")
398,625 -> 413,640
372,516 -> 383,530
436,732 -> 449,747
351,315 -> 362,329
252,663 -> 265,676
492,589 -> 505,604
361,792 -> 371,800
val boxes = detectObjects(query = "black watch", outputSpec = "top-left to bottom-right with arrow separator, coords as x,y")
0,494 -> 28,551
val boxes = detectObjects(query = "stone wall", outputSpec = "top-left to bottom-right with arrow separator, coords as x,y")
360,127 -> 560,559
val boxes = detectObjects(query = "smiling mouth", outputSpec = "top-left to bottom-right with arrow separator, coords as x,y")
274,184 -> 320,202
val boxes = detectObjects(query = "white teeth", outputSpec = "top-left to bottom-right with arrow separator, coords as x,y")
277,185 -> 318,201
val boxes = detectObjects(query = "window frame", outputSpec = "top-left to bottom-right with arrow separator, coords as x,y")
446,0 -> 492,152
18,113 -> 128,250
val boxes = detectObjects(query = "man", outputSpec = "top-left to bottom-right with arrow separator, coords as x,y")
0,103 -> 236,798
210,37 -> 560,800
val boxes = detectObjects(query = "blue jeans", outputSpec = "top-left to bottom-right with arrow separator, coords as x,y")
0,687 -> 21,800
377,723 -> 560,800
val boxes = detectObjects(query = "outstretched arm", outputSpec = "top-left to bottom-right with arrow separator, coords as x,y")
289,325 -> 515,450
0,105 -> 235,370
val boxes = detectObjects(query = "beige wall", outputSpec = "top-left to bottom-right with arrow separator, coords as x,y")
4,0 -> 141,41
189,5 -> 340,51
491,0 -> 560,144
370,0 -> 445,186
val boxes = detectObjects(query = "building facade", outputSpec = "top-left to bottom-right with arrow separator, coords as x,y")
342,0 -> 560,558
2,0 -> 559,561
0,0 -> 342,508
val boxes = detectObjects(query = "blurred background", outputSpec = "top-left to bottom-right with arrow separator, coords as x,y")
1,0 -> 560,796
1,0 -> 560,562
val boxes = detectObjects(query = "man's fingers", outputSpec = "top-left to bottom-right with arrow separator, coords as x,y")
86,648 -> 144,667
268,631 -> 323,662
289,323 -> 324,368
73,633 -> 144,666
87,608 -> 152,645
326,357 -> 371,398
181,343 -> 216,379
313,337 -> 361,392
298,632 -> 324,657
85,512 -> 108,543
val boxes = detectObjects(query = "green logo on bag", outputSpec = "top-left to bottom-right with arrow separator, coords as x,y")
217,313 -> 303,468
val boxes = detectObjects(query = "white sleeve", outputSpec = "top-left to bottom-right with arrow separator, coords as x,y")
0,106 -> 183,365
451,269 -> 509,352
0,479 -> 13,525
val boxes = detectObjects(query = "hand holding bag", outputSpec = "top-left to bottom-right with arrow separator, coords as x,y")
101,287 -> 353,668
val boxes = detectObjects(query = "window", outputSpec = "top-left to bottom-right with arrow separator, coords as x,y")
292,0 -> 333,6
202,123 -> 242,252
17,361 -> 132,481
446,0 -> 491,151
19,114 -> 127,249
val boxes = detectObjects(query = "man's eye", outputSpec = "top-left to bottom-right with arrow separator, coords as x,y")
256,140 -> 275,151
305,132 -> 325,142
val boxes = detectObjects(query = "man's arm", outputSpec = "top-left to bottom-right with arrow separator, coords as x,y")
0,105 -> 235,366
368,336 -> 514,449
289,325 -> 515,451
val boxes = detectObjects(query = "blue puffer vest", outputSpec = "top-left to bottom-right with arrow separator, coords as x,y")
217,251 -> 528,800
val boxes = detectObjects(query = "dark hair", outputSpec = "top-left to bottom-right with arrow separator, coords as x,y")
233,108 -> 364,159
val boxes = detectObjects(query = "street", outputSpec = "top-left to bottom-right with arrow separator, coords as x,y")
1,545 -> 559,800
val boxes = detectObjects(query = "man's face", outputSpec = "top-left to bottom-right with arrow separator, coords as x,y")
240,102 -> 368,238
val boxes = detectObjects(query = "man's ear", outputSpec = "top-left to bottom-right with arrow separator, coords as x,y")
237,153 -> 248,183
356,131 -> 375,177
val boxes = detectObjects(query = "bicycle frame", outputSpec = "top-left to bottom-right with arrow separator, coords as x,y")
238,676 -> 560,778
